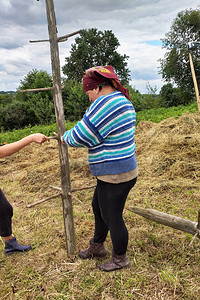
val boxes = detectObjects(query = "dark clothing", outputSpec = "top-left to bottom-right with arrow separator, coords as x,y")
0,189 -> 13,237
92,177 -> 137,255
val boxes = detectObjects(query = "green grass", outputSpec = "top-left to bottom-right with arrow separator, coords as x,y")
0,121 -> 77,144
0,102 -> 198,144
136,101 -> 198,125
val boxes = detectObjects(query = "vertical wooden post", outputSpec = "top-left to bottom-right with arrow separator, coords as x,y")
45,0 -> 76,255
189,51 -> 200,112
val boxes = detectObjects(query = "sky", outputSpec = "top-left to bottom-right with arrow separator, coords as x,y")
0,0 -> 199,94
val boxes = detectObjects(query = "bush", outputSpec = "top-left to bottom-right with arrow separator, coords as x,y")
159,83 -> 194,107
62,79 -> 90,121
0,101 -> 36,131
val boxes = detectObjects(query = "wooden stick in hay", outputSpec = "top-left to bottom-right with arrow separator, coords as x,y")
27,193 -> 62,208
128,206 -> 200,240
27,185 -> 96,208
49,185 -> 96,194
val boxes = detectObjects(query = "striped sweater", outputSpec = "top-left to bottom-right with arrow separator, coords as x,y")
63,91 -> 137,176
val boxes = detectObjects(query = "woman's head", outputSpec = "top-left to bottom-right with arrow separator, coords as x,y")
82,66 -> 130,100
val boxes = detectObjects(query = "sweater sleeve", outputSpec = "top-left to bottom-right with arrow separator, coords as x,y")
62,116 -> 103,148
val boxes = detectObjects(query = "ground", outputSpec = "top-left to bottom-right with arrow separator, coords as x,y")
0,112 -> 200,299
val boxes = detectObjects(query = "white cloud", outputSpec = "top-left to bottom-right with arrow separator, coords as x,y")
0,0 -> 199,93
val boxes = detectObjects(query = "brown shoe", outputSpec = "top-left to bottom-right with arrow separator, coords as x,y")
98,250 -> 131,272
79,238 -> 107,259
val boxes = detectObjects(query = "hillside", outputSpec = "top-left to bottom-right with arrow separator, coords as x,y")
0,91 -> 15,94
0,112 -> 200,299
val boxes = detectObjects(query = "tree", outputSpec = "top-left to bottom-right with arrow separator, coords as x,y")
127,86 -> 145,112
62,28 -> 130,84
0,93 -> 15,107
62,79 -> 89,121
159,83 -> 188,107
159,8 -> 200,102
18,69 -> 53,99
0,101 -> 34,131
17,69 -> 55,124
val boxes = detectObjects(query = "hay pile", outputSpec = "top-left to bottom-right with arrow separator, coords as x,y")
2,111 -> 200,198
135,112 -> 200,181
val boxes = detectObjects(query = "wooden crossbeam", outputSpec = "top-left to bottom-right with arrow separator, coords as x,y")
19,85 -> 65,93
26,185 -> 96,208
128,206 -> 200,238
29,30 -> 82,43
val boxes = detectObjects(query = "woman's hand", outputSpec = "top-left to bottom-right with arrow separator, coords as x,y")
61,136 -> 65,144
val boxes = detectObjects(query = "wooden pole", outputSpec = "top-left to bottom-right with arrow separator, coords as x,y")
29,29 -> 81,43
189,51 -> 200,112
45,0 -> 76,255
27,193 -> 61,208
20,86 -> 64,93
197,209 -> 200,230
128,206 -> 200,237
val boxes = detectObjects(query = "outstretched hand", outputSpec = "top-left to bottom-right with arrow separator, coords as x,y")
29,133 -> 50,144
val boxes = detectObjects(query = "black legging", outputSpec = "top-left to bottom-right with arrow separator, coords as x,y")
0,189 -> 13,237
92,177 -> 137,255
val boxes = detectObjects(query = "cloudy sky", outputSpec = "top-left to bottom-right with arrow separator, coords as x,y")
0,0 -> 199,94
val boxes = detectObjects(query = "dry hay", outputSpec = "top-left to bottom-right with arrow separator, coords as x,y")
136,112 -> 200,182
1,112 -> 200,202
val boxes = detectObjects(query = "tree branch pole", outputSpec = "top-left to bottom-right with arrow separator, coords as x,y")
29,29 -> 82,43
26,185 -> 96,208
49,184 -> 96,193
27,193 -> 61,208
128,206 -> 200,238
19,86 -> 65,93
45,0 -> 76,255
189,51 -> 200,112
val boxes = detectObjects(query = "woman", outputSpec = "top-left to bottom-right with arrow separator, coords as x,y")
0,133 -> 49,255
61,66 -> 138,271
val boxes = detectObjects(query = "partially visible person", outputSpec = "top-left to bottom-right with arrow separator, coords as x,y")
0,133 -> 49,255
61,66 -> 138,271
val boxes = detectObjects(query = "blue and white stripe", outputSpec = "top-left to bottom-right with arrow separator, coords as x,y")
63,91 -> 137,176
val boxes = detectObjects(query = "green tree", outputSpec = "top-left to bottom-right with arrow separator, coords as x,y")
141,82 -> 161,109
159,8 -> 200,102
62,28 -> 130,84
19,69 -> 52,88
127,86 -> 145,112
17,69 -> 55,125
159,83 -> 188,107
62,79 -> 90,121
0,101 -> 35,131
0,93 -> 15,107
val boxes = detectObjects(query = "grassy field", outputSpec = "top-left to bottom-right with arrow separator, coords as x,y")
0,106 -> 200,299
0,102 -> 198,144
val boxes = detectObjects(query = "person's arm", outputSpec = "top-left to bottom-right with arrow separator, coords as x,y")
0,133 -> 50,158
61,116 -> 102,149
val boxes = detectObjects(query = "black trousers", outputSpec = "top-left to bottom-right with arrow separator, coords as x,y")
0,189 -> 13,237
92,177 -> 137,255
